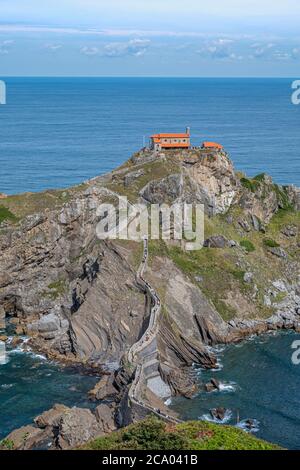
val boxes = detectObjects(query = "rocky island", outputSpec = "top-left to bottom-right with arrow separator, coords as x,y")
1,146 -> 300,450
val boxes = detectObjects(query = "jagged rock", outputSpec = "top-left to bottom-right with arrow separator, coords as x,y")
159,363 -> 198,398
243,272 -> 254,283
268,247 -> 287,259
238,219 -> 251,232
124,169 -> 145,187
282,225 -> 297,237
251,214 -> 261,231
210,407 -> 227,421
10,336 -> 23,347
57,408 -> 103,449
34,404 -> 69,429
272,280 -> 288,292
88,374 -> 118,401
28,313 -> 60,333
0,335 -> 8,342
94,404 -> 116,433
203,235 -> 229,248
205,378 -> 220,392
2,425 -> 48,450
0,192 -> 7,199
140,174 -> 183,204
21,213 -> 46,232
184,153 -> 238,215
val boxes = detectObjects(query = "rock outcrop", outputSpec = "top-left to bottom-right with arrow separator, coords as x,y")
1,403 -> 115,450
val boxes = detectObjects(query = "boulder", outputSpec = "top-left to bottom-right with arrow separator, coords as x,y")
28,313 -> 60,334
94,404 -> 116,433
140,174 -> 183,204
34,403 -> 69,429
204,378 -> 220,392
88,374 -> 118,401
268,247 -> 287,259
10,336 -> 23,347
282,225 -> 297,237
57,408 -> 104,449
203,235 -> 229,248
210,407 -> 226,421
2,425 -> 48,450
124,169 -> 145,187
243,272 -> 254,283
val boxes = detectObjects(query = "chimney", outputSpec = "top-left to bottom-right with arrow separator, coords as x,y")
186,126 -> 190,136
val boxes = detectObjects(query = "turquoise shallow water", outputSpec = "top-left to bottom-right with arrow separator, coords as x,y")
0,78 -> 300,194
170,331 -> 300,450
0,339 -> 99,440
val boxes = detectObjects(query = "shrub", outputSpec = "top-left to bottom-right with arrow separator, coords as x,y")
263,238 -> 280,248
240,239 -> 255,253
121,416 -> 188,450
240,177 -> 260,193
253,173 -> 266,182
0,206 -> 17,224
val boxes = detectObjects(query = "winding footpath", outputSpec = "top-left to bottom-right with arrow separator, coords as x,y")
127,238 -> 182,425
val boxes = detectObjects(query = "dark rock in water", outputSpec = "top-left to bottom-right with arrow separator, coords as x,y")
210,407 -> 226,421
205,378 -> 220,392
245,419 -> 256,430
10,336 -> 23,347
203,235 -> 229,248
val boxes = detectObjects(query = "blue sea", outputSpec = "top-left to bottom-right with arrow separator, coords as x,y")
170,331 -> 300,450
0,78 -> 300,448
0,78 -> 299,194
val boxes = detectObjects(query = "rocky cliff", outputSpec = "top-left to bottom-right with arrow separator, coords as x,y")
1,146 -> 300,448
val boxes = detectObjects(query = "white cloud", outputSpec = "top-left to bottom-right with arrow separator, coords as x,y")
250,42 -> 274,58
196,38 -> 237,60
0,39 -> 14,54
80,46 -> 99,56
103,38 -> 150,58
44,43 -> 62,52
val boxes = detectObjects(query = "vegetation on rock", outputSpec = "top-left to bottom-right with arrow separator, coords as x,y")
82,416 -> 281,451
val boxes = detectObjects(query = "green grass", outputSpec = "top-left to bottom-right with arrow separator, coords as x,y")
240,177 -> 261,193
263,238 -> 280,248
240,239 -> 256,253
81,416 -> 281,451
42,280 -> 67,300
0,206 -> 17,224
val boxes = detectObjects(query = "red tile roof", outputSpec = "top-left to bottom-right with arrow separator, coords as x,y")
202,141 -> 223,149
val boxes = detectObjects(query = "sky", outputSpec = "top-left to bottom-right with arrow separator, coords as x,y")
0,0 -> 300,76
